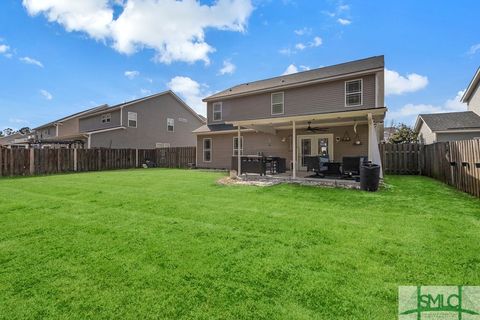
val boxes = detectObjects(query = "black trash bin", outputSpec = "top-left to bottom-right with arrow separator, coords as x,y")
360,162 -> 380,192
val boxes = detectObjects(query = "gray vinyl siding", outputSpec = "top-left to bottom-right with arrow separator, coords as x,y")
468,83 -> 480,116
436,132 -> 480,142
79,110 -> 122,132
206,74 -> 377,124
196,124 -> 369,169
417,122 -> 436,144
86,93 -> 203,149
36,125 -> 57,139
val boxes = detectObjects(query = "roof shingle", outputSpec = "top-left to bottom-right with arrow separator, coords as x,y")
419,111 -> 480,131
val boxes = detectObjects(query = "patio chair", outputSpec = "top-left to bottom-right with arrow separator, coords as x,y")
342,156 -> 367,177
305,155 -> 330,176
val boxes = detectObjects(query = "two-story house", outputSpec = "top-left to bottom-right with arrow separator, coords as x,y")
194,56 -> 386,178
33,105 -> 109,147
78,91 -> 205,149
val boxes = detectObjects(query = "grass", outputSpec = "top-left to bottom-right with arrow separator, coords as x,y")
0,169 -> 479,319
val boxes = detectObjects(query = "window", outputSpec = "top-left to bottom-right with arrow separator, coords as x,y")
155,142 -> 170,148
128,112 -> 137,128
167,118 -> 174,132
271,92 -> 284,115
233,137 -> 243,156
345,79 -> 363,107
101,113 -> 111,123
203,138 -> 212,162
213,102 -> 222,121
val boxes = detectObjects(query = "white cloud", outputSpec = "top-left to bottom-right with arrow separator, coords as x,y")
124,70 -> 139,79
337,18 -> 351,25
338,4 -> 350,11
388,90 -> 467,124
282,64 -> 310,75
23,0 -> 254,65
294,27 -> 311,36
19,56 -> 44,68
295,43 -> 306,50
39,89 -> 53,100
467,43 -> 480,55
140,88 -> 151,95
167,76 -> 209,115
311,36 -> 322,47
283,36 -> 322,55
9,118 -> 29,125
0,44 -> 10,54
385,68 -> 428,96
219,60 -> 236,75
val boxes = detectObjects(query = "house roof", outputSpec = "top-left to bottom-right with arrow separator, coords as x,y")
203,55 -> 384,102
193,123 -> 236,134
34,104 -> 109,130
415,111 -> 480,132
79,90 -> 205,123
462,67 -> 480,103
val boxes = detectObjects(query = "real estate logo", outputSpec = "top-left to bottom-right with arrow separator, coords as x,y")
399,286 -> 480,319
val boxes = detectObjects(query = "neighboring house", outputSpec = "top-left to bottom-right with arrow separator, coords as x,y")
78,91 -> 204,149
0,132 -> 29,148
414,112 -> 480,144
462,67 -> 480,115
194,56 -> 386,177
383,126 -> 395,142
414,67 -> 480,144
33,104 -> 109,147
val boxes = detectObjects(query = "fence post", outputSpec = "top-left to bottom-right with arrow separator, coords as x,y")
29,148 -> 35,175
73,148 -> 78,172
0,148 -> 3,177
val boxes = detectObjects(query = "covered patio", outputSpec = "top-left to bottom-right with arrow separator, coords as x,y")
228,108 -> 386,181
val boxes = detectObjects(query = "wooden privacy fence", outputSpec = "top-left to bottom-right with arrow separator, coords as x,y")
380,141 -> 480,198
380,143 -> 423,175
0,146 -> 196,177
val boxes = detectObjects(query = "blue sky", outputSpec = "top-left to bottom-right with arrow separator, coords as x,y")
0,0 -> 479,130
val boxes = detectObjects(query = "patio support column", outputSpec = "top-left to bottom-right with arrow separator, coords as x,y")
367,113 -> 383,178
237,126 -> 241,178
292,120 -> 296,179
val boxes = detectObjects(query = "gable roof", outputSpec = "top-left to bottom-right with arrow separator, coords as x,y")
203,55 -> 384,102
34,104 -> 109,130
462,67 -> 480,103
415,111 -> 480,132
79,90 -> 205,123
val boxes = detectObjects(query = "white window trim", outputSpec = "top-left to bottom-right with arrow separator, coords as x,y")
167,118 -> 175,132
232,136 -> 244,156
128,112 -> 137,128
271,92 -> 285,115
203,138 -> 212,163
345,79 -> 363,107
212,102 -> 222,122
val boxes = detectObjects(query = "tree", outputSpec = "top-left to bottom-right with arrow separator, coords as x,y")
18,127 -> 31,134
2,128 -> 14,137
388,123 -> 418,144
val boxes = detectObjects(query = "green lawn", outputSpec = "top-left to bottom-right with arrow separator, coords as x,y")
0,169 -> 479,319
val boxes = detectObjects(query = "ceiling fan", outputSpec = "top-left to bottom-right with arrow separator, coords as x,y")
306,121 -> 328,133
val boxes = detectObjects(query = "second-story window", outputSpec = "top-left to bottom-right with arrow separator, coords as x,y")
345,79 -> 363,107
101,113 -> 111,123
213,102 -> 222,121
271,92 -> 284,115
167,118 -> 174,132
128,112 -> 137,128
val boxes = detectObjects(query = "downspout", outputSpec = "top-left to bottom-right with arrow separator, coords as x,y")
120,106 -> 124,126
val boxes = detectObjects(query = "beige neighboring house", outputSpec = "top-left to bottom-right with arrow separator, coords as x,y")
414,67 -> 480,144
193,55 -> 386,177
33,104 -> 109,148
78,91 -> 204,149
0,132 -> 30,148
414,112 -> 480,144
